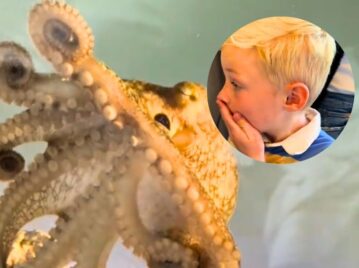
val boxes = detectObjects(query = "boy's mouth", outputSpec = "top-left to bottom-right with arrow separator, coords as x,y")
225,103 -> 235,117
216,98 -> 234,116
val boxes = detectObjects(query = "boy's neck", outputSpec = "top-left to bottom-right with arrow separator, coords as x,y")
264,110 -> 310,143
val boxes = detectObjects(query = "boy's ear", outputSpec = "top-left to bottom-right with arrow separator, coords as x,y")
284,82 -> 309,111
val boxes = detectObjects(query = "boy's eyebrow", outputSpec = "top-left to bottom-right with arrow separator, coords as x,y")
224,68 -> 240,76
223,68 -> 247,84
224,68 -> 245,81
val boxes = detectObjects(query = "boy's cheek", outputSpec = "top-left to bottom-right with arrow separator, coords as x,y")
242,114 -> 262,133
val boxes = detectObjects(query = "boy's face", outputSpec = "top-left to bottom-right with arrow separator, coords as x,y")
218,45 -> 286,134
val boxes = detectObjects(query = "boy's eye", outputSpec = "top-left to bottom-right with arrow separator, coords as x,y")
230,81 -> 242,89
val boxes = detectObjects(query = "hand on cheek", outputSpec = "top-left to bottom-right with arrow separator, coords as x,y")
216,100 -> 265,162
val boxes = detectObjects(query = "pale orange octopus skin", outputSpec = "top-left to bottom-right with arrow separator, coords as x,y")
0,1 -> 240,267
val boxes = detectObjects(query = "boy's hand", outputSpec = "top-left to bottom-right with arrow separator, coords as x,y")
217,99 -> 265,162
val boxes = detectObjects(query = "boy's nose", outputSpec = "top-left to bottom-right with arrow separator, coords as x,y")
217,86 -> 229,104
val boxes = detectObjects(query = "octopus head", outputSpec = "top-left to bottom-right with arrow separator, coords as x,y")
124,80 -> 212,152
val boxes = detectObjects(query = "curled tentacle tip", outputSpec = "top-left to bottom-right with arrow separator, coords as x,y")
29,1 -> 94,63
0,42 -> 33,90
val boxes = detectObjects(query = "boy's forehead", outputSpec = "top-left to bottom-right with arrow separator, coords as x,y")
221,46 -> 262,72
221,45 -> 278,91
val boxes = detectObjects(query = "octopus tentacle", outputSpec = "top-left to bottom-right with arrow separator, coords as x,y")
1,120 -> 137,266
153,160 -> 239,267
29,1 -> 94,64
161,157 -> 239,266
73,222 -> 117,268
4,126 -> 130,267
0,42 -> 33,93
0,108 -> 104,152
0,42 -> 92,110
29,0 -> 128,123
0,129 -> 112,264
104,136 -> 239,266
0,41 -> 106,152
16,183 -> 113,268
107,150 -> 199,267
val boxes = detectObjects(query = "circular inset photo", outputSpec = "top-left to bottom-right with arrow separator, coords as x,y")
207,16 -> 355,164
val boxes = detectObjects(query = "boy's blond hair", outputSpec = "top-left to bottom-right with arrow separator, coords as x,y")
223,17 -> 336,106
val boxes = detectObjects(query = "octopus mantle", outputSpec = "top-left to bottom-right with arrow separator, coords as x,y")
0,1 -> 240,267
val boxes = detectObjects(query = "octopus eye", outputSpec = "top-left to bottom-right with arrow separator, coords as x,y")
154,113 -> 170,130
0,42 -> 33,89
44,19 -> 79,55
0,150 -> 25,181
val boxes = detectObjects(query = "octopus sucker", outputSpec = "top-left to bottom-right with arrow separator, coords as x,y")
0,1 -> 240,267
0,150 -> 25,181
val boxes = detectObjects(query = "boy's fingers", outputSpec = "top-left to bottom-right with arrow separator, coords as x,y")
233,112 -> 253,131
232,112 -> 251,138
216,101 -> 251,141
216,100 -> 261,141
232,112 -> 243,124
216,100 -> 238,132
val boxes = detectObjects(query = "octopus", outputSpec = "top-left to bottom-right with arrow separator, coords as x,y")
0,1 -> 240,267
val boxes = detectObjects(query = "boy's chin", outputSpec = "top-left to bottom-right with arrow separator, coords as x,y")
262,132 -> 276,143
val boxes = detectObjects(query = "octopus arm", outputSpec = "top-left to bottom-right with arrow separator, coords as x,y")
13,180 -> 117,268
0,127 -> 116,265
0,42 -> 105,152
106,125 -> 240,267
106,149 -> 199,267
0,42 -> 92,111
0,108 -> 104,151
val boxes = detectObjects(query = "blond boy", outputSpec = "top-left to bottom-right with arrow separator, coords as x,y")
216,17 -> 336,163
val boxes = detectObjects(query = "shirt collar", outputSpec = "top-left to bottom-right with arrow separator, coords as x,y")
264,108 -> 321,155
